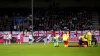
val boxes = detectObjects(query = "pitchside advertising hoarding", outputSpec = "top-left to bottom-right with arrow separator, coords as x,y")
0,30 -> 100,42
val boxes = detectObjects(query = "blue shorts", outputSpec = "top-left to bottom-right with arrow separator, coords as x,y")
47,39 -> 49,41
29,39 -> 32,41
3,39 -> 6,41
18,39 -> 20,41
79,40 -> 83,45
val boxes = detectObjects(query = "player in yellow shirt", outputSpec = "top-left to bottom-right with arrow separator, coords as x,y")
82,33 -> 88,47
62,32 -> 69,47
86,31 -> 92,46
78,34 -> 83,46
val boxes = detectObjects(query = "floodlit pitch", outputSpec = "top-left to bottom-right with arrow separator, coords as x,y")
0,43 -> 100,56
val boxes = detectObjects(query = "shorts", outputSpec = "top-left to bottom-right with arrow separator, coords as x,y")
9,39 -> 12,41
47,39 -> 49,41
9,37 -> 12,40
79,40 -> 83,45
88,40 -> 91,44
6,38 -> 9,40
6,39 -> 9,41
64,41 -> 68,45
83,41 -> 88,45
29,39 -> 32,41
3,39 -> 6,41
18,39 -> 20,42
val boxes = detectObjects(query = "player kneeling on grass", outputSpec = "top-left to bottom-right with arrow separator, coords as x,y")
78,34 -> 83,46
91,34 -> 98,46
28,32 -> 33,45
62,32 -> 69,47
17,33 -> 21,44
53,35 -> 59,47
82,34 -> 88,47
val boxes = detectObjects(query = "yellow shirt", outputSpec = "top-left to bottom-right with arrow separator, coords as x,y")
82,35 -> 87,41
86,32 -> 92,41
63,33 -> 69,41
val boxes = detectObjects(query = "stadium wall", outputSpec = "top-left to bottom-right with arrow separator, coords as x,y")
0,30 -> 100,43
0,0 -> 100,8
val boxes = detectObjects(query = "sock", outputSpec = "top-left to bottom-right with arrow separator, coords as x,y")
54,43 -> 56,46
20,42 -> 21,44
65,45 -> 68,47
57,42 -> 59,46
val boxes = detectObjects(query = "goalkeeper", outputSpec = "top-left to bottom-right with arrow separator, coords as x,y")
53,35 -> 59,47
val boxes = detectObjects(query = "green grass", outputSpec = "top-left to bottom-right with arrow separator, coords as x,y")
0,43 -> 100,56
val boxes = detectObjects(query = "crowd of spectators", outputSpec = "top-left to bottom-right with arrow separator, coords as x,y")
0,8 -> 93,31
33,8 -> 93,31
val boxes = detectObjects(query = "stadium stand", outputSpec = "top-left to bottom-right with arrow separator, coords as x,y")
0,8 -> 93,31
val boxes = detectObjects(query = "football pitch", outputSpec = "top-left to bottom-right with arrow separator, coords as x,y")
0,43 -> 100,56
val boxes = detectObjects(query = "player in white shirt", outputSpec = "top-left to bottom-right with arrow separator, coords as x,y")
42,33 -> 47,45
3,33 -> 7,45
47,34 -> 51,44
28,32 -> 33,44
8,32 -> 12,44
17,33 -> 21,44
6,33 -> 9,45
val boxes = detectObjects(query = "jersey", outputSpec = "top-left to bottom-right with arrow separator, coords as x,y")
63,33 -> 69,41
53,35 -> 59,42
3,34 -> 7,39
17,34 -> 20,39
29,34 -> 33,39
86,32 -> 92,41
8,34 -> 12,39
53,37 -> 57,42
82,35 -> 87,41
78,36 -> 82,40
47,34 -> 51,39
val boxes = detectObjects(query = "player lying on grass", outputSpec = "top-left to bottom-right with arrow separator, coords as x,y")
53,35 -> 59,47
